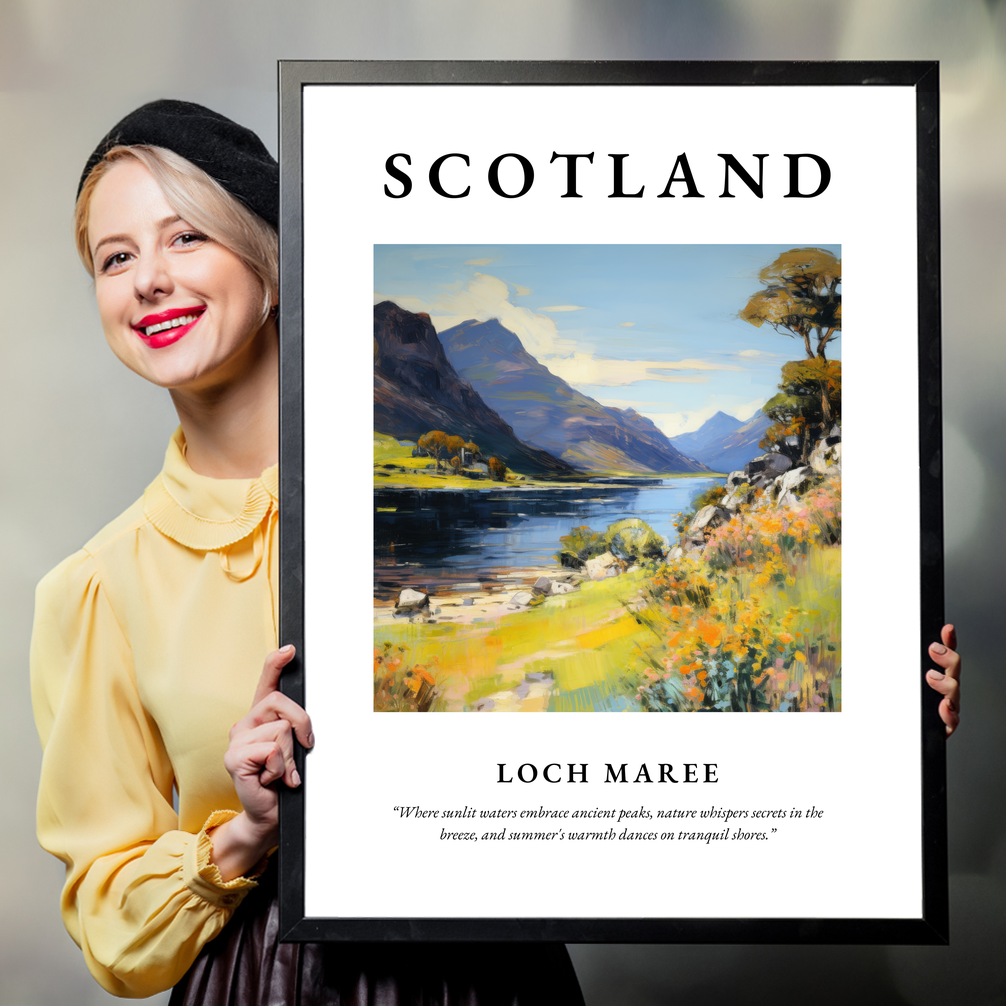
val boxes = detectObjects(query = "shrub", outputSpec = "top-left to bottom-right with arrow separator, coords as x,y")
487,456 -> 507,481
556,525 -> 607,568
373,642 -> 442,712
629,477 -> 841,713
604,518 -> 665,564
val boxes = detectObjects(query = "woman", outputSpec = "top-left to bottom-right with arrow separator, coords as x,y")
31,100 -> 586,1003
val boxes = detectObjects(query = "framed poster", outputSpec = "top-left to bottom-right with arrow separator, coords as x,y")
277,61 -> 946,943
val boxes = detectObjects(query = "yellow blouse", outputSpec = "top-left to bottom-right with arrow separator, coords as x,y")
31,428 -> 279,998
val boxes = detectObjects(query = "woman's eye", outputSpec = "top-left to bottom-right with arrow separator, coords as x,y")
101,251 -> 131,273
173,231 -> 208,248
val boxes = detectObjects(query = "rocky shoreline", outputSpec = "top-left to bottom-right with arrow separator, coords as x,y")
673,427 -> 842,559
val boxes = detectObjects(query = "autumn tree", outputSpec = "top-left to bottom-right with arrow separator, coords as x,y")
417,430 -> 449,470
487,456 -> 507,482
450,456 -> 462,474
740,248 -> 841,361
761,358 -> 842,462
445,435 -> 466,465
742,248 -> 841,429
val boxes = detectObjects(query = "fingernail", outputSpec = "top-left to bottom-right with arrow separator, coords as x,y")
292,768 -> 301,787
280,644 -> 295,654
927,669 -> 944,680
931,643 -> 947,654
306,732 -> 315,748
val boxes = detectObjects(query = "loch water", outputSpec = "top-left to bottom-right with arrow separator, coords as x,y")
374,475 -> 719,599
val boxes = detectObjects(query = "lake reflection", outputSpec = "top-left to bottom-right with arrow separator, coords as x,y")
374,476 -> 718,599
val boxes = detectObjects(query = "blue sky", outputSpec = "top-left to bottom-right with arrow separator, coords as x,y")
374,244 -> 841,436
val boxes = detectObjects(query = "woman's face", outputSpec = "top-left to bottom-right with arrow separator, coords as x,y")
87,158 -> 270,393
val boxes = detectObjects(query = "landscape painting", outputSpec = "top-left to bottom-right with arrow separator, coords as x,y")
373,245 -> 841,713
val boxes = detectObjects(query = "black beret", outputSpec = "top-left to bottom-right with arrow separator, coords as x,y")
77,99 -> 278,228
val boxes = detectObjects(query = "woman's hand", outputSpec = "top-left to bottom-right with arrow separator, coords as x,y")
209,645 -> 314,881
926,624 -> 961,738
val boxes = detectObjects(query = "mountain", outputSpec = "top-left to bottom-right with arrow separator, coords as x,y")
670,410 -> 772,474
438,318 -> 708,474
670,411 -> 744,455
373,302 -> 572,476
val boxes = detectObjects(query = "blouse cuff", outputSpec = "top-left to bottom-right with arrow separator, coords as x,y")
183,810 -> 269,909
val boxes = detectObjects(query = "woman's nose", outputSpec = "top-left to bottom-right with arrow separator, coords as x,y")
133,249 -> 173,302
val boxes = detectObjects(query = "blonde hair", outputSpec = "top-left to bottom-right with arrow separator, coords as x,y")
75,145 -> 278,323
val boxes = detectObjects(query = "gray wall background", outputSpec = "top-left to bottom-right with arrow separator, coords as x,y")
2,2 -> 1003,1003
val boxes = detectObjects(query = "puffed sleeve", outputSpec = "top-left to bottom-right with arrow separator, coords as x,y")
31,549 -> 262,998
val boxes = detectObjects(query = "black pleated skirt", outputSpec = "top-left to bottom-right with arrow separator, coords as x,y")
169,869 -> 585,1006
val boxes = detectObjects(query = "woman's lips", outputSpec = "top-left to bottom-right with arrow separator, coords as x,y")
133,307 -> 205,348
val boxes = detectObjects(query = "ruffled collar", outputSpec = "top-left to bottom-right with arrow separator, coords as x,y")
143,428 -> 278,551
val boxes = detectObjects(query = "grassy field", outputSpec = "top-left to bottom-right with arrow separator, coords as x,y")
374,432 -> 721,489
374,568 -> 655,711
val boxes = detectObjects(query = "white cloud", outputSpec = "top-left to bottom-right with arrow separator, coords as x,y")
465,258 -> 498,266
650,396 -> 767,438
513,284 -> 532,296
738,348 -> 775,358
733,397 -> 767,421
539,304 -> 587,312
375,272 -> 578,358
376,272 -> 740,388
545,352 -> 738,388
618,322 -> 635,327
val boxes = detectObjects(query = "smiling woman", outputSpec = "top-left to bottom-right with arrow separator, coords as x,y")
30,100 -> 584,1004
85,159 -> 272,395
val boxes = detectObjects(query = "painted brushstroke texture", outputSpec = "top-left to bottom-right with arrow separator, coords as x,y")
439,318 -> 709,474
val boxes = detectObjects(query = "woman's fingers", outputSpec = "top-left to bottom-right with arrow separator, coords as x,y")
242,644 -> 314,749
230,719 -> 302,788
927,623 -> 961,737
224,738 -> 287,788
941,623 -> 958,654
232,689 -> 314,750
252,644 -> 297,707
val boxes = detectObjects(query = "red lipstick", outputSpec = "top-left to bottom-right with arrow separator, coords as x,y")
133,306 -> 205,349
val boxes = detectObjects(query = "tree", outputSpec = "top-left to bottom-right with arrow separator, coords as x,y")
417,430 -> 449,470
487,456 -> 507,482
761,358 -> 842,462
445,435 -> 465,465
740,248 -> 841,361
449,455 -> 462,474
742,248 -> 841,427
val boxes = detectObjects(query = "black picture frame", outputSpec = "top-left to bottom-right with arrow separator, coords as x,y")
277,60 -> 945,944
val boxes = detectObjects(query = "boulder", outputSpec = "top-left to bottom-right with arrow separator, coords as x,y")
722,481 -> 753,511
396,588 -> 429,610
745,452 -> 792,485
509,590 -> 535,607
688,505 -> 731,536
725,470 -> 749,489
773,466 -> 814,499
552,581 -> 576,594
810,436 -> 842,476
584,551 -> 624,580
532,576 -> 553,595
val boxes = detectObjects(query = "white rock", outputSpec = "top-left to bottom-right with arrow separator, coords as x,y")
552,581 -> 576,594
532,576 -> 553,595
810,437 -> 842,475
584,551 -> 624,580
397,588 -> 429,610
688,505 -> 730,535
509,590 -> 535,607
